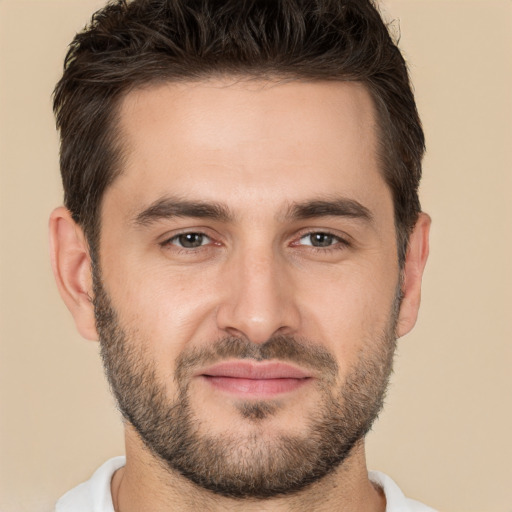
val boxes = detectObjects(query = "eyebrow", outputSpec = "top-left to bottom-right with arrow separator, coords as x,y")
284,197 -> 373,223
132,195 -> 373,227
132,196 -> 234,226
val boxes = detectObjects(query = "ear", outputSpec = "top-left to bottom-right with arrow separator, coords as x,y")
49,207 -> 98,341
396,212 -> 431,338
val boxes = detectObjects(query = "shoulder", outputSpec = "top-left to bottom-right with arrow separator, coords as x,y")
55,456 -> 126,512
369,470 -> 439,512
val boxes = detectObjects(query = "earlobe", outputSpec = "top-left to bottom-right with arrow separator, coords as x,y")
396,212 -> 431,338
49,207 -> 99,341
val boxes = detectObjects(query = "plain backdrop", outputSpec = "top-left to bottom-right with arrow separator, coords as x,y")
0,1 -> 511,511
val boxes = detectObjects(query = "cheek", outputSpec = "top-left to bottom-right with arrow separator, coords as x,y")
103,259 -> 222,355
295,261 -> 398,368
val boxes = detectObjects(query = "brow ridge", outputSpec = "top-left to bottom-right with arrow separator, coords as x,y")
285,197 -> 373,222
133,196 -> 233,226
132,195 -> 373,227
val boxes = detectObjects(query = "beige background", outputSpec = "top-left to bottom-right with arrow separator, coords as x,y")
0,1 -> 511,511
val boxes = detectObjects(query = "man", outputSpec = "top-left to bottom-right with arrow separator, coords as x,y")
49,0 -> 433,510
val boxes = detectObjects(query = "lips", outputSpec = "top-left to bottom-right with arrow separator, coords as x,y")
198,361 -> 312,397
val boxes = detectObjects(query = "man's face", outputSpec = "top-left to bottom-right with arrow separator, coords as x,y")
95,79 -> 402,496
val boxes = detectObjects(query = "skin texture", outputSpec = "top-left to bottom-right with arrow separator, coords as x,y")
49,79 -> 430,511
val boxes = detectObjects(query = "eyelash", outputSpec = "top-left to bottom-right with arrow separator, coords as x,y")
161,231 -> 215,253
160,230 -> 350,254
294,231 -> 351,253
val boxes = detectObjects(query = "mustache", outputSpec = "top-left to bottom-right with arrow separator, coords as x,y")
174,335 -> 339,384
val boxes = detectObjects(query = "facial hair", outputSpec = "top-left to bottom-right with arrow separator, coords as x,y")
94,273 -> 399,499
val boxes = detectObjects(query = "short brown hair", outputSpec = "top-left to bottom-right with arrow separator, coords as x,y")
53,0 -> 424,264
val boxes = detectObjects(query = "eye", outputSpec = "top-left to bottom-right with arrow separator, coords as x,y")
169,232 -> 211,249
298,232 -> 342,248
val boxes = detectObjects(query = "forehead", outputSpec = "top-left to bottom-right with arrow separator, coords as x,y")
110,78 -> 389,218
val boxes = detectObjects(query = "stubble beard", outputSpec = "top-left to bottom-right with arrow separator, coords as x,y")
93,272 -> 399,499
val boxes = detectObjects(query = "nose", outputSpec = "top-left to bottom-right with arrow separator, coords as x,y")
216,247 -> 301,344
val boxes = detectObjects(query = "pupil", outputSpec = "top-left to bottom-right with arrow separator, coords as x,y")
312,233 -> 333,247
179,233 -> 203,248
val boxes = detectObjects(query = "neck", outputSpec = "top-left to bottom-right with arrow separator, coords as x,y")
111,427 -> 386,512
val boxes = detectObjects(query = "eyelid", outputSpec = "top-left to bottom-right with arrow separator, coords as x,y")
170,232 -> 211,247
292,229 -> 352,248
159,228 -> 217,248
157,227 -> 352,252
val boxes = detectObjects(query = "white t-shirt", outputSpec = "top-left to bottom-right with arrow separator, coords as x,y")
55,457 -> 437,512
